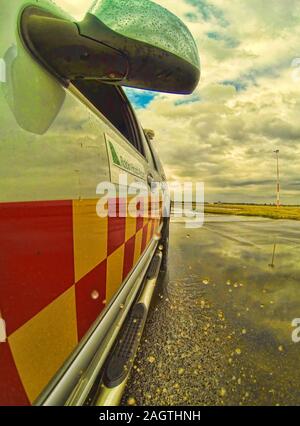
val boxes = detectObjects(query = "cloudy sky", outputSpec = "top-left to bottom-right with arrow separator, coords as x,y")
56,0 -> 300,204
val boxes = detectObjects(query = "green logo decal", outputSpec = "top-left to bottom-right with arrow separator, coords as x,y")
109,141 -> 121,166
108,139 -> 146,179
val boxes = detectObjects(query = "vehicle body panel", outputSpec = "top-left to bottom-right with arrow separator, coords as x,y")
0,0 -> 163,405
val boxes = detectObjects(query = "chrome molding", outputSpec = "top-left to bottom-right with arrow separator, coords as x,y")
35,231 -> 161,406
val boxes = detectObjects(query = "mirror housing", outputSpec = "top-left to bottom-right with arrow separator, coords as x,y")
22,0 -> 200,95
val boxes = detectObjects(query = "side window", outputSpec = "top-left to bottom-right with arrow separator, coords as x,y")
73,80 -> 144,155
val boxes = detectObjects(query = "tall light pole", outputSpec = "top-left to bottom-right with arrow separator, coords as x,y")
274,150 -> 280,208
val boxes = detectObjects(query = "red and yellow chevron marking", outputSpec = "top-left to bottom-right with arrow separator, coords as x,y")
0,198 -> 161,405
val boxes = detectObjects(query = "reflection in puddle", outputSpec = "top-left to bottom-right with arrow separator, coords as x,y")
268,241 -> 277,269
124,216 -> 300,406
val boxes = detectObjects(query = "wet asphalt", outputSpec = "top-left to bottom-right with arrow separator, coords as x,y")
122,215 -> 300,406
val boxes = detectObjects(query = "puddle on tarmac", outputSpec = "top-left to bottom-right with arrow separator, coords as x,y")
123,217 -> 300,406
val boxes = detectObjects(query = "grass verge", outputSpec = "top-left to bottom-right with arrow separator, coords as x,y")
204,204 -> 300,220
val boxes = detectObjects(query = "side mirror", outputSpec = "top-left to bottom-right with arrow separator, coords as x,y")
22,0 -> 200,95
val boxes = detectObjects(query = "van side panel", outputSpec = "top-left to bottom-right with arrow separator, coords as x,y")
0,0 -> 161,405
0,199 -> 160,404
